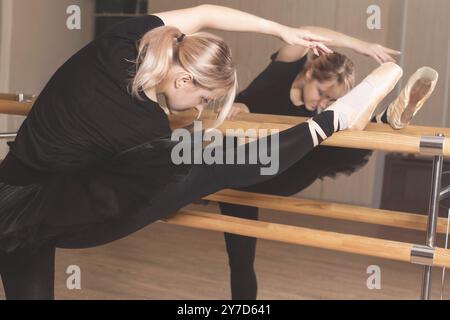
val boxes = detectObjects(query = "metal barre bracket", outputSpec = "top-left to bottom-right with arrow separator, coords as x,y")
15,93 -> 35,103
411,245 -> 435,266
420,134 -> 445,156
0,132 -> 17,139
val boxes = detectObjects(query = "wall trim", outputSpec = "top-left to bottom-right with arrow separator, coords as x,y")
0,0 -> 12,92
442,35 -> 450,127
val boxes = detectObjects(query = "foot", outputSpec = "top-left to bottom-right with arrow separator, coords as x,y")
327,62 -> 403,131
377,67 -> 438,129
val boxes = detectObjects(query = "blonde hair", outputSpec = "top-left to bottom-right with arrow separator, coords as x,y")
130,26 -> 237,129
304,52 -> 355,92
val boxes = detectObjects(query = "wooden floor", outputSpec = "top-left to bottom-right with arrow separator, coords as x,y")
1,203 -> 450,300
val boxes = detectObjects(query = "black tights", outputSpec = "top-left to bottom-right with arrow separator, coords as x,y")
0,112 -> 335,299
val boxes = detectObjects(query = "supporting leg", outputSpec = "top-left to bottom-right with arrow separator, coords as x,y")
0,242 -> 56,300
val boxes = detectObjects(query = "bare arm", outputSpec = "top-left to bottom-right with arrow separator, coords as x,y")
277,26 -> 401,64
154,5 -> 332,51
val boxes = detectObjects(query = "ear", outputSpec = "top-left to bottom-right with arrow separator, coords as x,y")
174,72 -> 194,89
305,69 -> 313,80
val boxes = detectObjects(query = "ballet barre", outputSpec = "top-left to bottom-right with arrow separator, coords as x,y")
163,210 -> 450,269
171,112 -> 450,299
169,111 -> 450,157
2,95 -> 450,156
0,93 -> 35,116
1,96 -> 449,299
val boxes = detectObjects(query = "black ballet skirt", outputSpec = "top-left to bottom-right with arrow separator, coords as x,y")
0,136 -> 194,253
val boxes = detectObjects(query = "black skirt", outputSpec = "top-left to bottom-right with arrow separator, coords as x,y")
0,137 -> 190,253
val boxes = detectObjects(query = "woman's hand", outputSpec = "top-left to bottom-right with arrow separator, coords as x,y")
356,42 -> 401,64
157,5 -> 333,56
225,103 -> 250,120
278,26 -> 334,56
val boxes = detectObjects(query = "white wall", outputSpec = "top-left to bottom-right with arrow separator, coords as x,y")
0,0 -> 12,156
0,0 -> 95,157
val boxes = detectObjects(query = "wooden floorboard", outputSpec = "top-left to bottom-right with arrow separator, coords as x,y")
1,204 -> 449,300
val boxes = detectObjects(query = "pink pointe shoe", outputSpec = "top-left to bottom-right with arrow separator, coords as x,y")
377,67 -> 439,129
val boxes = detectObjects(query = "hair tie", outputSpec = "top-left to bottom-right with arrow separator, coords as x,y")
177,33 -> 186,43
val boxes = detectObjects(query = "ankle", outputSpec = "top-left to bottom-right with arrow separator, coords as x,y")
307,111 -> 339,147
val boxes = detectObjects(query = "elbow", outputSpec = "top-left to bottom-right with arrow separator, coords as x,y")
192,4 -> 216,29
195,4 -> 214,12
299,25 -> 317,31
196,4 -> 215,9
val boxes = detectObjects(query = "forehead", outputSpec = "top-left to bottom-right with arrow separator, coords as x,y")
317,80 -> 347,98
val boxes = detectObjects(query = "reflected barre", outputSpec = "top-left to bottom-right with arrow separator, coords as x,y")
204,189 -> 450,234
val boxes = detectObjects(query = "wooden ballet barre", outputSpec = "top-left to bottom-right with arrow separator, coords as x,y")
164,209 -> 450,268
2,97 -> 450,156
2,98 -> 449,138
0,93 -> 35,116
169,111 -> 450,157
0,100 -> 34,116
0,93 -> 36,102
204,189 -> 449,234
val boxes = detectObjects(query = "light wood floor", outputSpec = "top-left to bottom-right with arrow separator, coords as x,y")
1,203 -> 450,300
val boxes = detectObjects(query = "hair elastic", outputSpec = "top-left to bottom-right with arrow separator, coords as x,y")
177,33 -> 186,43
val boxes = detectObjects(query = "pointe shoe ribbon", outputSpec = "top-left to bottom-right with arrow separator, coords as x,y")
386,67 -> 439,129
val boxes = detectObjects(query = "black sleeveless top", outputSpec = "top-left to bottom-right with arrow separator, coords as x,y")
236,52 -> 315,118
0,16 -> 188,252
7,15 -> 170,175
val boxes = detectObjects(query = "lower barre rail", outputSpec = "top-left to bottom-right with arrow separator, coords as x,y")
163,209 -> 450,268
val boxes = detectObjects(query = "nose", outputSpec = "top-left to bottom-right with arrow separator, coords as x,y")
318,101 -> 326,109
318,99 -> 329,109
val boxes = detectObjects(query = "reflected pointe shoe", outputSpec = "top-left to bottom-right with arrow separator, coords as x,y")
327,62 -> 403,131
376,67 -> 439,129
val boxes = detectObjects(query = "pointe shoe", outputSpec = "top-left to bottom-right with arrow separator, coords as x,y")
327,62 -> 403,131
377,67 -> 439,129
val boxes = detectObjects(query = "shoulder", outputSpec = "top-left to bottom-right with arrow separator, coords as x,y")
274,45 -> 309,63
270,50 -> 309,68
97,15 -> 165,41
265,51 -> 310,78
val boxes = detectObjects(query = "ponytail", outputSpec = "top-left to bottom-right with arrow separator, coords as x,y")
131,26 -> 183,99
130,26 -> 237,127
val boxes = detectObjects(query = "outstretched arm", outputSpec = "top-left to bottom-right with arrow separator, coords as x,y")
154,4 -> 332,52
277,26 -> 401,64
